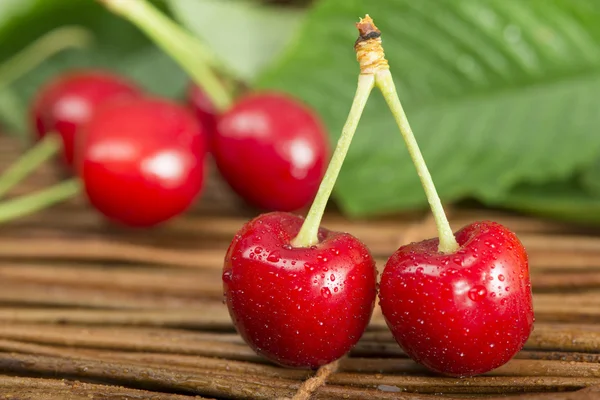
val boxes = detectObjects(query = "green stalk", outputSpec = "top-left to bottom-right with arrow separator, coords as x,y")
0,134 -> 62,200
291,74 -> 375,247
0,179 -> 81,224
375,69 -> 458,253
0,26 -> 93,91
98,0 -> 233,112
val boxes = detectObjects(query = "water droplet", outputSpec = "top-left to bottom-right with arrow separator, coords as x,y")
254,247 -> 263,254
416,267 -> 424,274
330,248 -> 340,255
321,287 -> 332,299
304,263 -> 314,271
330,274 -> 336,282
282,244 -> 292,250
222,269 -> 233,282
498,274 -> 505,281
468,285 -> 487,301
505,286 -> 510,292
267,251 -> 280,262
316,255 -> 328,263
334,287 -> 339,293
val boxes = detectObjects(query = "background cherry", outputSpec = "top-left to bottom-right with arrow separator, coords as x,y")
97,0 -> 329,213
223,212 -> 377,368
214,91 -> 329,212
353,15 -> 535,377
31,69 -> 142,166
77,96 -> 207,227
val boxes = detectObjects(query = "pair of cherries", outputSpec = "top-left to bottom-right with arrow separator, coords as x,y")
30,70 -> 329,227
223,214 -> 533,376
222,16 -> 534,377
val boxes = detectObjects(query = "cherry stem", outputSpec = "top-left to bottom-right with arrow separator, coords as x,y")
0,178 -> 81,224
98,0 -> 233,112
0,134 -> 62,200
0,26 -> 93,91
375,69 -> 458,253
291,74 -> 375,248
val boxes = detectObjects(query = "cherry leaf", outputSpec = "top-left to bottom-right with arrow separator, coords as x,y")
257,0 -> 600,218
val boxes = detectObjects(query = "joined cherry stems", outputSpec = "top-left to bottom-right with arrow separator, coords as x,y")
293,15 -> 458,252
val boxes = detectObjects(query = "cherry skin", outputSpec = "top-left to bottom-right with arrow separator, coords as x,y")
187,83 -> 218,144
77,96 -> 207,227
31,69 -> 142,167
214,92 -> 329,212
378,221 -> 534,377
223,212 -> 377,368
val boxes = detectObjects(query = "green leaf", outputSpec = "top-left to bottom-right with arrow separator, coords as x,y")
257,0 -> 600,217
168,0 -> 306,81
491,180 -> 600,225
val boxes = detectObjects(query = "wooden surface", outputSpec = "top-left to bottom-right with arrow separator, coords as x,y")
1,136 -> 600,399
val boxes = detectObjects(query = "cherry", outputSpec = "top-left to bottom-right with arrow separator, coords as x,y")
352,16 -> 534,377
30,69 -> 142,166
223,54 -> 378,368
223,212 -> 376,368
379,222 -> 533,377
77,96 -> 207,227
214,92 -> 330,212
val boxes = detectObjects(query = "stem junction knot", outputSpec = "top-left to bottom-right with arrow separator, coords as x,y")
354,15 -> 389,75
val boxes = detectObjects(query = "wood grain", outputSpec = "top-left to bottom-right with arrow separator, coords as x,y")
1,135 -> 600,399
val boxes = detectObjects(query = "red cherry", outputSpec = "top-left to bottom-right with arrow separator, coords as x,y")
223,212 -> 377,368
30,69 -> 142,166
214,92 -> 329,212
77,96 -> 207,227
379,221 -> 534,377
187,83 -> 218,144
